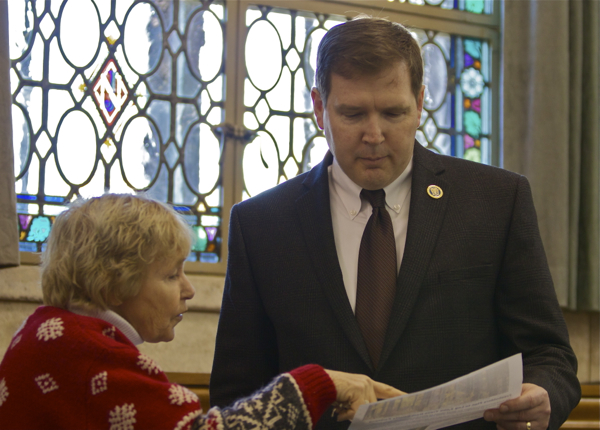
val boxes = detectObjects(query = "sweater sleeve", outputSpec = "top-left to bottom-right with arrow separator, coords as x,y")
193,364 -> 336,430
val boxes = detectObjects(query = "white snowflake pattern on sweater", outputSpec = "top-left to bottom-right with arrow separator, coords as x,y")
91,371 -> 108,395
102,326 -> 116,339
35,374 -> 59,394
136,353 -> 162,375
168,384 -> 198,406
36,318 -> 64,341
108,403 -> 137,430
0,378 -> 8,407
173,409 -> 202,430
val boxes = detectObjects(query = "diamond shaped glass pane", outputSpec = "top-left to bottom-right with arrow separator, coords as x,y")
165,141 -> 179,168
36,131 -> 52,158
168,30 -> 182,53
104,20 -> 121,44
283,158 -> 298,179
285,48 -> 301,71
255,99 -> 269,124
424,118 -> 437,143
100,138 -> 117,163
39,14 -> 55,40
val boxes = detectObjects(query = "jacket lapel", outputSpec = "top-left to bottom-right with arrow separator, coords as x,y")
378,142 -> 450,371
295,152 -> 374,371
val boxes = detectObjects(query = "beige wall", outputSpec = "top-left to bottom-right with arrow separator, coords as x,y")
1,264 -> 598,382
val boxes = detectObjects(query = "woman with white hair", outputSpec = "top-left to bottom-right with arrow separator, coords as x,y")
0,194 -> 402,430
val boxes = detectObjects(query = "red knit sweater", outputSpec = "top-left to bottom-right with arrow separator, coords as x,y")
0,306 -> 336,429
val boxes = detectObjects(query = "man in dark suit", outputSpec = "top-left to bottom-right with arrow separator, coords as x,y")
210,17 -> 580,430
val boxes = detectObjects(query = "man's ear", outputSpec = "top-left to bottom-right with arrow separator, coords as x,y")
416,85 -> 425,126
311,87 -> 325,130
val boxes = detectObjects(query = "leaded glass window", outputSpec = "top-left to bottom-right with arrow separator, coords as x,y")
10,0 -> 498,270
240,5 -> 493,198
388,0 -> 493,14
10,0 -> 226,263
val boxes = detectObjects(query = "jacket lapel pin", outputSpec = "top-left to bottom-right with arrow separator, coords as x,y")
427,185 -> 443,199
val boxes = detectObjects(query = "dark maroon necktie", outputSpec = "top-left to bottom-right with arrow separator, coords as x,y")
355,189 -> 397,368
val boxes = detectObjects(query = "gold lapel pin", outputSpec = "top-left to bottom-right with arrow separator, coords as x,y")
427,185 -> 443,199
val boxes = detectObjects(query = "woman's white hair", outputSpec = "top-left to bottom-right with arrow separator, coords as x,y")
41,194 -> 193,311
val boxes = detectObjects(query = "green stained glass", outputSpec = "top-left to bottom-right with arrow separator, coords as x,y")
464,40 -> 482,59
464,147 -> 482,163
464,111 -> 482,137
465,0 -> 485,14
386,0 -> 492,14
192,226 -> 208,252
26,216 -> 52,242
10,0 -> 225,261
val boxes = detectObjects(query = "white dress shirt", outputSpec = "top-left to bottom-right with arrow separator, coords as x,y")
328,157 -> 412,312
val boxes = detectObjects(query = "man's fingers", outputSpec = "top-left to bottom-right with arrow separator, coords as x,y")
373,380 -> 405,399
500,384 -> 548,413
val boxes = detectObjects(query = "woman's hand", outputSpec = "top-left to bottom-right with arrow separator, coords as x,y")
325,369 -> 405,421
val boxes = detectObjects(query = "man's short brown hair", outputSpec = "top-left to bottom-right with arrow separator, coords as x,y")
314,16 -> 423,105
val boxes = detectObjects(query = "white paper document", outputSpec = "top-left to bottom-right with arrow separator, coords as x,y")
348,353 -> 523,430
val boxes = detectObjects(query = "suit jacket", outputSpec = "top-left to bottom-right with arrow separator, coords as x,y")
210,142 -> 580,430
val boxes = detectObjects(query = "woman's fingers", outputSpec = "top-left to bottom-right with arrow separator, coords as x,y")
325,369 -> 404,422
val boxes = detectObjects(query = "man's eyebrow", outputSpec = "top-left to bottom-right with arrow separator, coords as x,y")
335,104 -> 363,112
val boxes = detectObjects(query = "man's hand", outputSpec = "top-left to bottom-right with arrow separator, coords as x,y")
483,383 -> 550,430
324,369 -> 405,422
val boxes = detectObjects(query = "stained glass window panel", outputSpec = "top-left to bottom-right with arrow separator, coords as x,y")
241,7 -> 492,198
10,0 -> 226,263
387,0 -> 493,14
242,6 -> 345,199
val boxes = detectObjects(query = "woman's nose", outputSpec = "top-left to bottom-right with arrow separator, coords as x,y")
181,274 -> 196,300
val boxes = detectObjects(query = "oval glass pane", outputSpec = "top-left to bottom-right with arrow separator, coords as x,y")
243,132 -> 279,197
56,111 -> 97,185
187,10 -> 223,82
59,0 -> 100,67
183,123 -> 221,194
422,43 -> 447,110
124,2 -> 163,74
121,116 -> 160,190
245,20 -> 282,91
12,104 -> 31,177
8,0 -> 35,60
304,28 -> 327,90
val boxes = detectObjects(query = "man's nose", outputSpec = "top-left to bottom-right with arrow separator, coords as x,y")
362,116 -> 384,145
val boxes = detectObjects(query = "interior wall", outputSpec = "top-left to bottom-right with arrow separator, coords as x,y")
1,264 -> 598,382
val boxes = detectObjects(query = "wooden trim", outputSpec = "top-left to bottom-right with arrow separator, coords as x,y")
561,384 -> 600,430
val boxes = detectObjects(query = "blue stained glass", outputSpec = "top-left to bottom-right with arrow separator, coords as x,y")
27,216 -> 52,242
18,194 -> 37,201
105,98 -> 115,112
464,54 -> 474,68
464,40 -> 482,59
44,196 -> 64,202
20,242 -> 37,252
210,207 -> 219,213
200,252 -> 219,263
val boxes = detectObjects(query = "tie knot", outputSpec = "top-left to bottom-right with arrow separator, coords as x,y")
361,189 -> 386,209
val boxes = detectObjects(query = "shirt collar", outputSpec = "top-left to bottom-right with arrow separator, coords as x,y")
330,156 -> 413,220
69,304 -> 144,346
